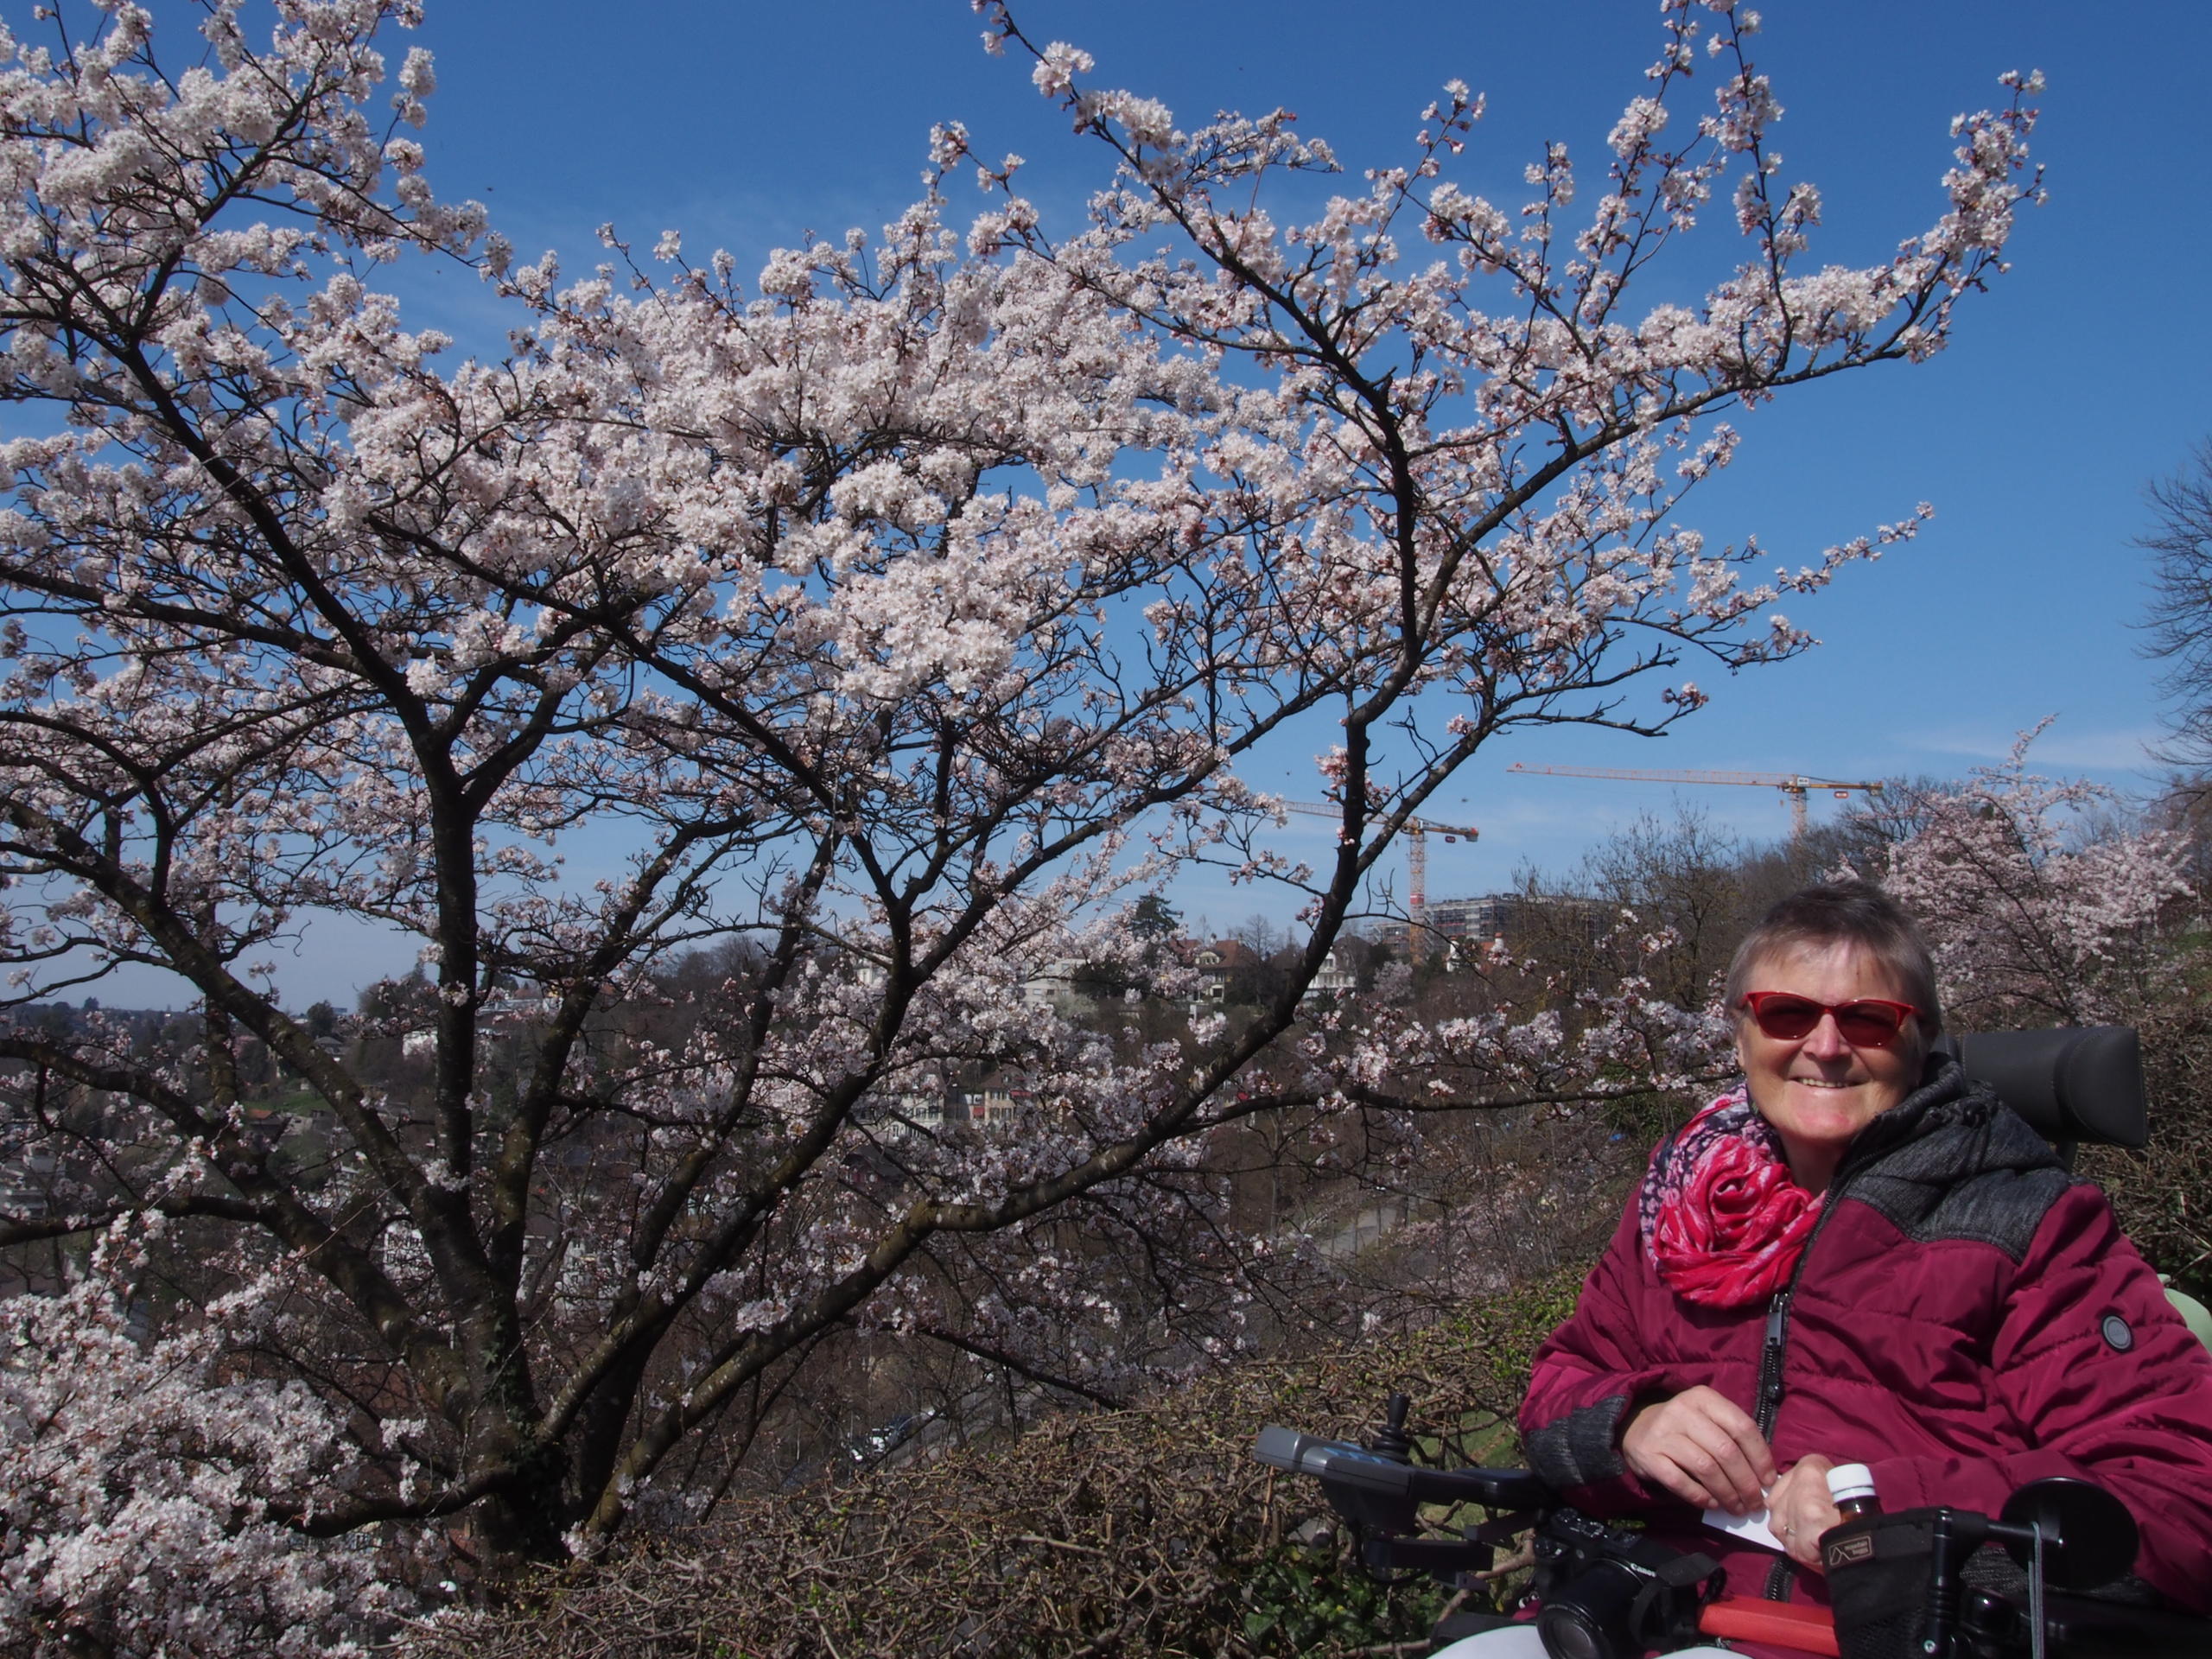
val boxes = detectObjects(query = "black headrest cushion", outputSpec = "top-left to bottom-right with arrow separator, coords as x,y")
1937,1025 -> 2148,1150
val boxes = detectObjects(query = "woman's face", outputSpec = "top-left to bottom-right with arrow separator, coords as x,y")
1734,940 -> 1926,1191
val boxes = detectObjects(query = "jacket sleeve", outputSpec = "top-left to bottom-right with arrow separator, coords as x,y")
1864,1182 -> 2212,1611
1517,1189 -> 1681,1514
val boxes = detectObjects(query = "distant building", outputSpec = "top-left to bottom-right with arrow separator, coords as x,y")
870,1071 -> 952,1133
1353,918 -> 1410,952
1298,948 -> 1357,1003
959,1077 -> 1030,1127
481,983 -> 550,1029
1018,957 -> 1090,1013
0,1150 -> 56,1219
855,950 -> 1091,1016
1187,938 -> 1259,1006
1423,893 -> 1523,949
1425,890 -> 1611,965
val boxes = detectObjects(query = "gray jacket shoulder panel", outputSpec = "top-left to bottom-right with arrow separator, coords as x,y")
1843,1080 -> 2077,1261
1848,1160 -> 2076,1258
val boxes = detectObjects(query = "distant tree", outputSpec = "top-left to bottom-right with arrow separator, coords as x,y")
1129,895 -> 1182,943
1230,915 -> 1287,960
1881,734 -> 2195,1027
1834,772 -> 1960,853
2141,439 -> 2212,779
0,0 -> 2041,1586
1569,806 -> 1755,1007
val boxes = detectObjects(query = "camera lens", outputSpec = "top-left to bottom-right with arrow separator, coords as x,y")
1535,1602 -> 1611,1659
1535,1559 -> 1642,1659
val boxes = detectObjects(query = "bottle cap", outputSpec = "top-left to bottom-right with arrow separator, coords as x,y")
1826,1463 -> 1877,1506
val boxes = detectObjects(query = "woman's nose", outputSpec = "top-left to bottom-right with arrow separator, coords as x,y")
1801,1013 -> 1853,1058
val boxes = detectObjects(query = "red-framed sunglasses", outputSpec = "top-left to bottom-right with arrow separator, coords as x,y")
1738,991 -> 1921,1049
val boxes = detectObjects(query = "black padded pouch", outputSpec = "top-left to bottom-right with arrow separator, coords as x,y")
1821,1509 -> 1938,1659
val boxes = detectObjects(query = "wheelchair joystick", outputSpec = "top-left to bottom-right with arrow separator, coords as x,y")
1370,1392 -> 1414,1464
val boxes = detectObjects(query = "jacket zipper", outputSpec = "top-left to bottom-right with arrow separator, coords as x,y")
1755,1287 -> 1794,1439
1758,1286 -> 1799,1601
1754,1169 -> 1857,1600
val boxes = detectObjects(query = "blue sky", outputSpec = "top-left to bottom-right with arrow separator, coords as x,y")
61,0 -> 2212,1002
407,3 -> 2212,925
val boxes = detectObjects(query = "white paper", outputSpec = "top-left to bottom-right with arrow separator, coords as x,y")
1702,1503 -> 1786,1552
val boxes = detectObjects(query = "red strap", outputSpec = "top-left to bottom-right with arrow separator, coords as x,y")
1697,1595 -> 1841,1656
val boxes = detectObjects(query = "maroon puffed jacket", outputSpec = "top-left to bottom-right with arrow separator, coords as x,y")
1519,1058 -> 2212,1627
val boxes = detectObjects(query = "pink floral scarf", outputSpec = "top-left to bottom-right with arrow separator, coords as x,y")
1639,1089 -> 1824,1308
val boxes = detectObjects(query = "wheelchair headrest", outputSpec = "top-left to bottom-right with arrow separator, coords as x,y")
1933,1025 -> 2148,1150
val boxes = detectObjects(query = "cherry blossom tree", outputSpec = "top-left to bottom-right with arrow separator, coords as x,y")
1880,732 -> 2196,1027
0,0 -> 2042,1576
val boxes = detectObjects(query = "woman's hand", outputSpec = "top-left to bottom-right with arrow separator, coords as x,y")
1766,1454 -> 1842,1571
1619,1386 -> 1777,1515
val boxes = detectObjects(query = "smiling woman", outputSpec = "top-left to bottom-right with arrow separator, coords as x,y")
1726,883 -> 1940,1195
1517,879 -> 2212,1636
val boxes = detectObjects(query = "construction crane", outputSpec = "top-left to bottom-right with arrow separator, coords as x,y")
1277,801 -> 1480,965
1505,764 -> 1885,843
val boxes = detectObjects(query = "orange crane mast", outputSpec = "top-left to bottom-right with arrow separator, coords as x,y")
1505,763 -> 1884,842
1277,801 -> 1481,964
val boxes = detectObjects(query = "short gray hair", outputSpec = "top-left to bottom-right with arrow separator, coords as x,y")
1724,879 -> 1942,1040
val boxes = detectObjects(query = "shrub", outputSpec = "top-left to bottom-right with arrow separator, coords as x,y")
402,1269 -> 1587,1659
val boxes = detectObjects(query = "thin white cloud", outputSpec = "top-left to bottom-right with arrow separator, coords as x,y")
1899,723 -> 2159,772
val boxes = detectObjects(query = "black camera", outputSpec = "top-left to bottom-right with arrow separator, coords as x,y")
1530,1510 -> 1721,1659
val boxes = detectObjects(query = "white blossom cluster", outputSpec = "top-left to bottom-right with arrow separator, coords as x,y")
0,1224 -> 389,1656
